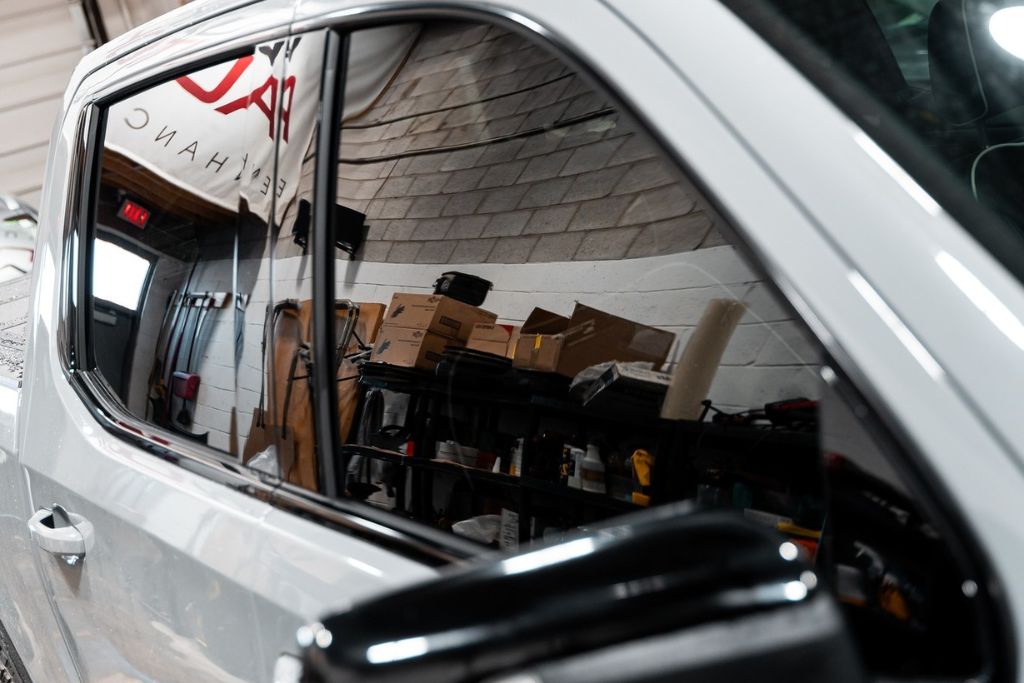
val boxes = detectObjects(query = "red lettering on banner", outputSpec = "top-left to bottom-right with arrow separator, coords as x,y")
214,75 -> 296,142
176,56 -> 254,103
215,75 -> 276,138
280,76 -> 295,142
174,50 -> 298,142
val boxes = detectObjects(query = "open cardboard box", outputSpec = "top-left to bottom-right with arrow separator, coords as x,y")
513,304 -> 676,377
465,322 -> 521,359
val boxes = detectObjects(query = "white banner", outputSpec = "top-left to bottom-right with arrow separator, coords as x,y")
105,32 -> 325,223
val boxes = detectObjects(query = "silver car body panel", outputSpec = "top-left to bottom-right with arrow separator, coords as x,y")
0,0 -> 1020,680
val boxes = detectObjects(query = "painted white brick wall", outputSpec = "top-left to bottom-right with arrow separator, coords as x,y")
186,251 -> 314,455
184,241 -> 817,456
329,245 -> 820,412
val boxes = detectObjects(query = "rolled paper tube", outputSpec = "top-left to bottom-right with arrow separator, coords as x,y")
660,298 -> 747,421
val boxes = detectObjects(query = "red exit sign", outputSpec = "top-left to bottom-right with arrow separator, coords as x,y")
117,199 -> 150,229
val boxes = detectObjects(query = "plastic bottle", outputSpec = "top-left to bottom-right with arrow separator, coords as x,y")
580,444 -> 606,494
510,438 -> 524,477
568,447 -> 585,489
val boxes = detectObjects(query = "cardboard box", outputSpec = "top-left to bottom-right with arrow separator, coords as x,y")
384,293 -> 496,342
507,327 -> 521,359
513,331 -> 563,372
513,304 -> 676,377
513,308 -> 566,372
369,324 -> 458,371
467,340 -> 508,357
466,323 -> 520,358
582,363 -> 673,413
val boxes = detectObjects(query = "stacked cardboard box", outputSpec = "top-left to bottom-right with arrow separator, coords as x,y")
369,291 -> 677,379
370,293 -> 497,371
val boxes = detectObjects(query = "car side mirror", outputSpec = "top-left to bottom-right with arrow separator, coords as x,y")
300,504 -> 866,683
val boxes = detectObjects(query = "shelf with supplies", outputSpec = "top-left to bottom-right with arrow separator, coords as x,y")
357,359 -> 680,432
340,444 -> 638,522
341,358 -> 821,548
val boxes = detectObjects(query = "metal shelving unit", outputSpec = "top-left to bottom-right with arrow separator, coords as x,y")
343,360 -> 820,547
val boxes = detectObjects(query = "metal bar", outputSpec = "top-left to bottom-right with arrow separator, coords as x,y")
310,29 -> 349,499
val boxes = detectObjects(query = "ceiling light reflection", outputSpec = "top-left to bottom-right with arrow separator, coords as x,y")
784,580 -> 808,602
935,251 -> 1024,352
848,271 -> 944,381
500,537 -> 595,576
990,7 -> 1024,60
366,636 -> 429,665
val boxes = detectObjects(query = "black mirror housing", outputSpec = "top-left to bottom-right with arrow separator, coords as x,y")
300,505 -> 866,683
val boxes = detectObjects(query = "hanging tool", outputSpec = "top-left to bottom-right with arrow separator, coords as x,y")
174,291 -> 229,428
192,292 -> 230,373
334,300 -> 361,374
147,288 -> 179,421
154,288 -> 180,356
164,293 -> 204,423
149,260 -> 198,422
184,292 -> 212,372
176,291 -> 209,427
265,300 -> 304,480
158,260 -> 199,378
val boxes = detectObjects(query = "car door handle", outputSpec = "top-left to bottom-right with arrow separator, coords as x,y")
27,505 -> 95,566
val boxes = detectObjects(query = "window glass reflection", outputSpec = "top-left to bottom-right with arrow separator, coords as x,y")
316,20 -> 987,677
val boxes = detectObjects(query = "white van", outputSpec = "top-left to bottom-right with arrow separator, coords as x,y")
2,0 -> 1024,681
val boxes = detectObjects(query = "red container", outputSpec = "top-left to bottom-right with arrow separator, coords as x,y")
172,372 -> 201,401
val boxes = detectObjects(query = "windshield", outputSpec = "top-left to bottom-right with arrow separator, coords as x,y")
727,0 -> 1024,285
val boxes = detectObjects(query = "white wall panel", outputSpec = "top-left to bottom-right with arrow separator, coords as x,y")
0,0 -> 81,203
0,0 -> 187,204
